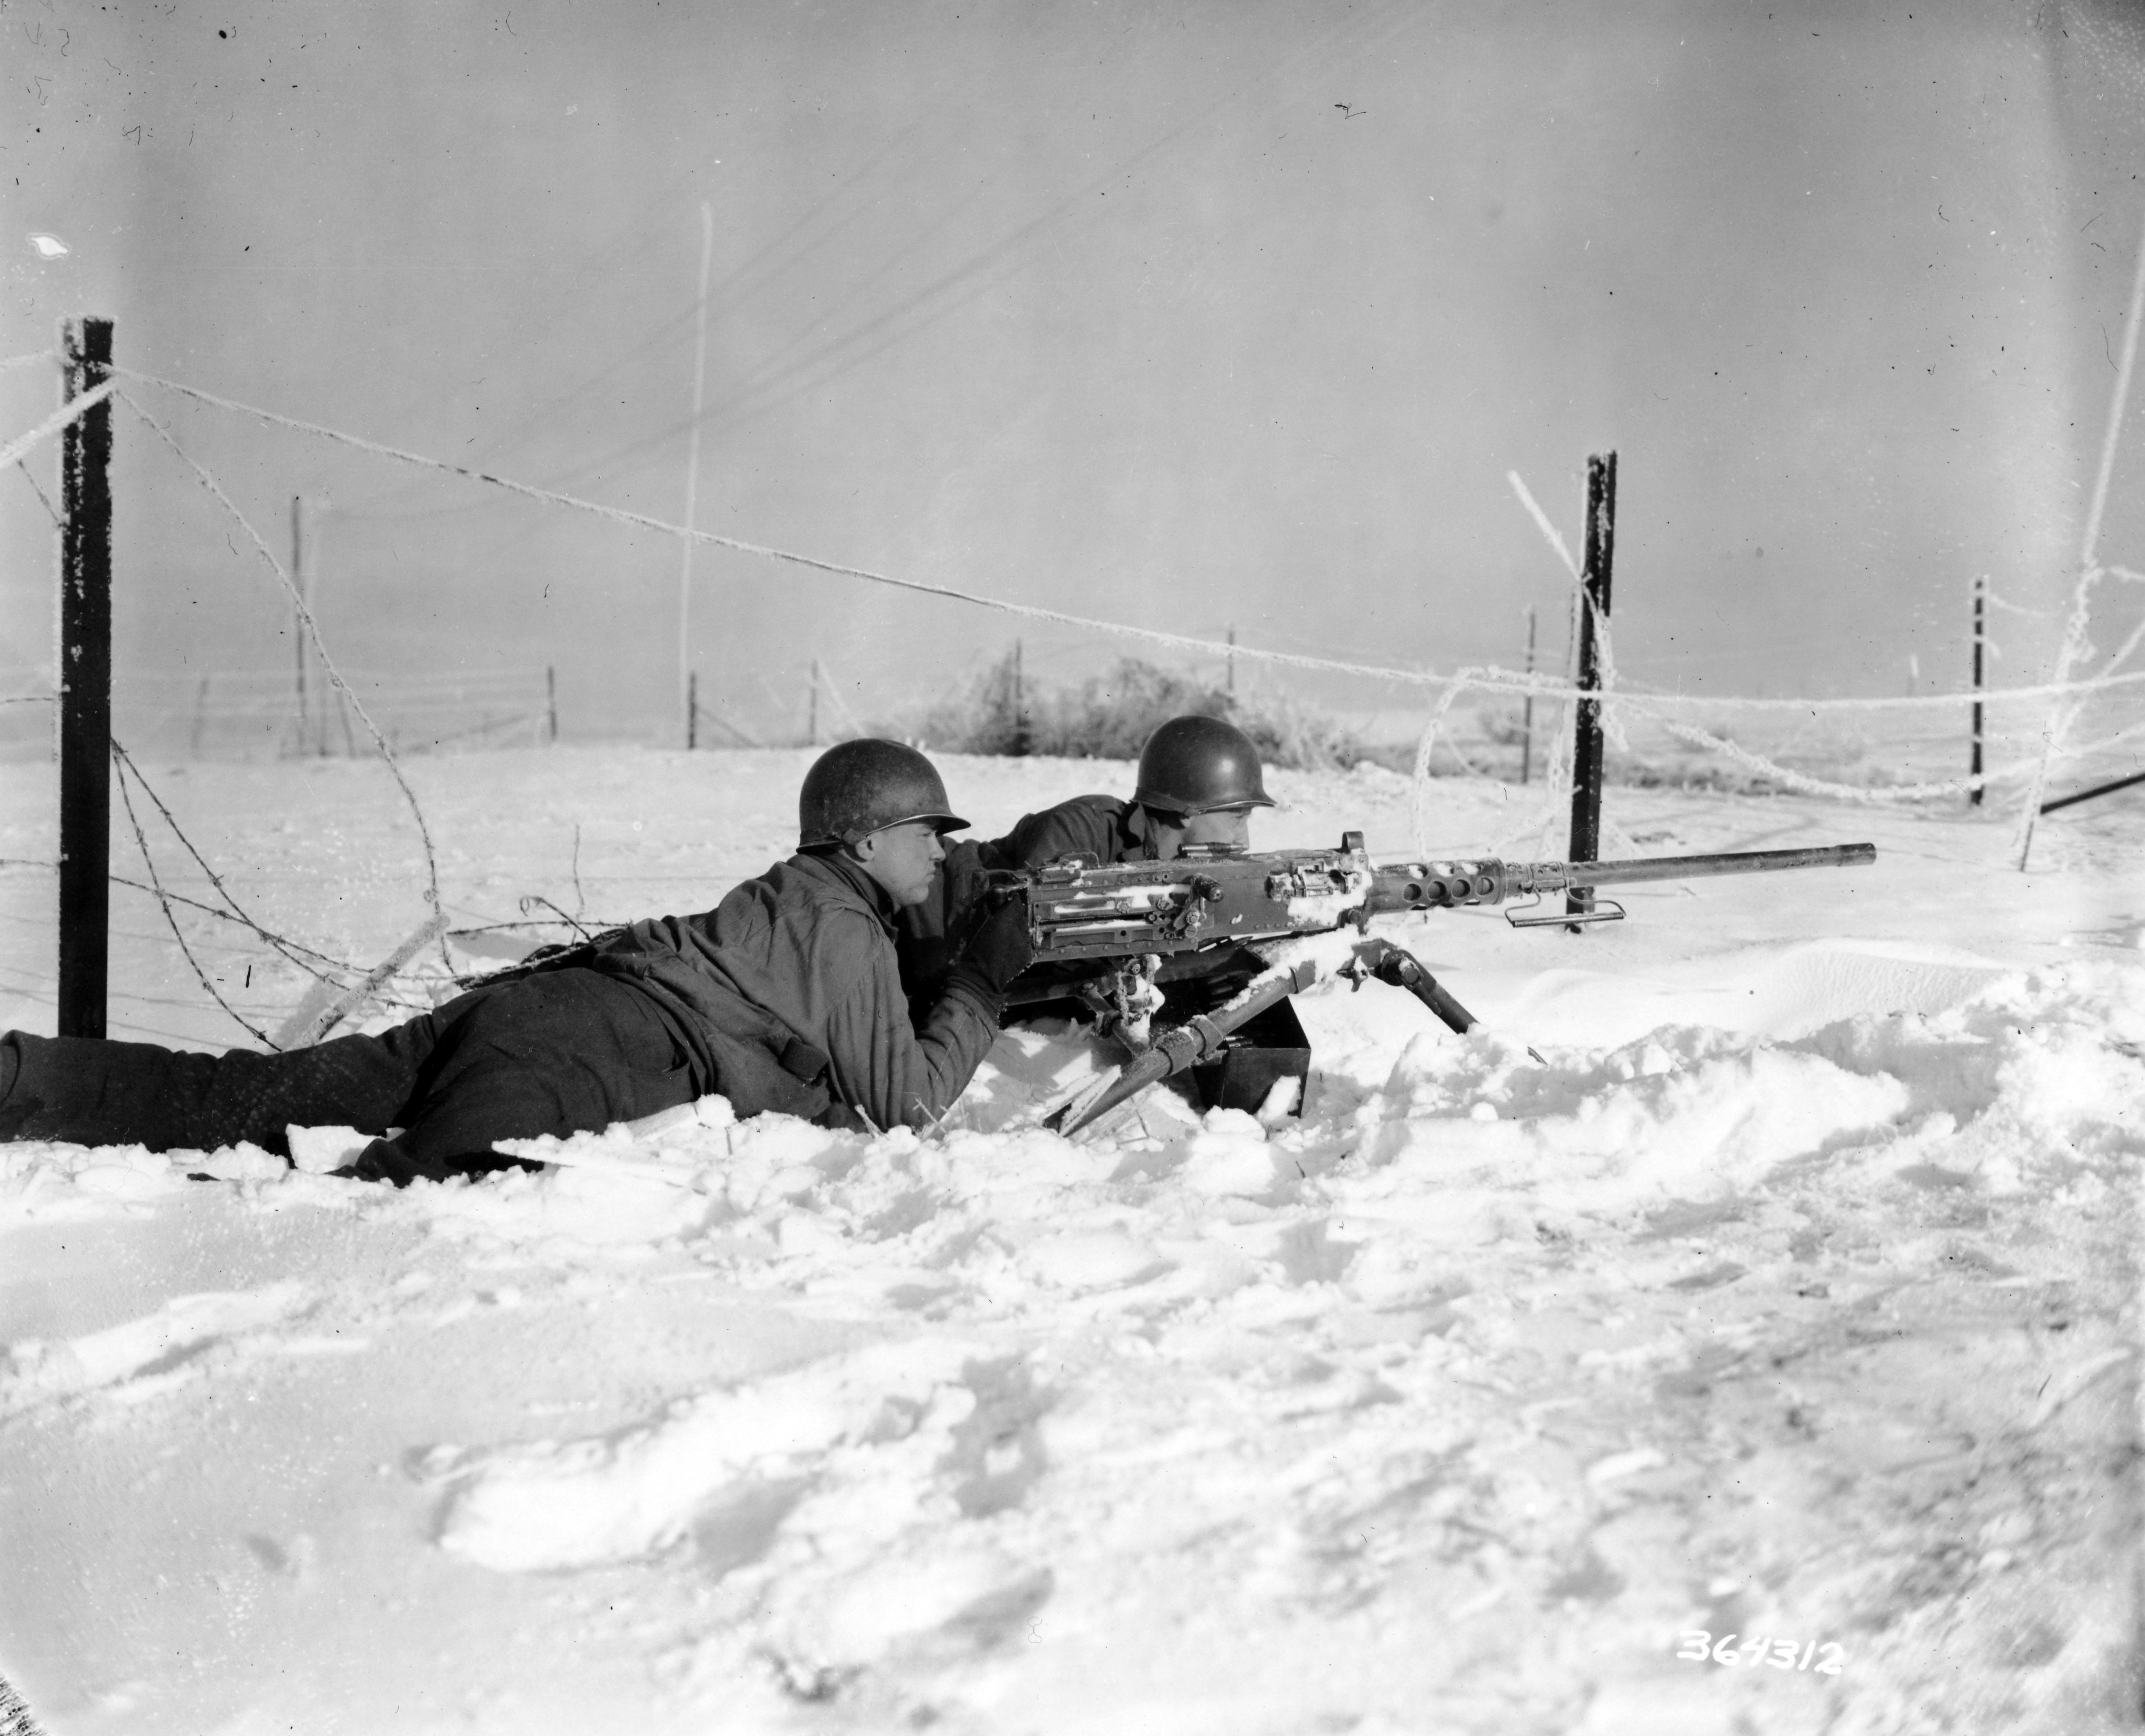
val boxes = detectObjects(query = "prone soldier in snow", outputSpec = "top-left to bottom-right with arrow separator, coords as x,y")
895,713 -> 1275,1015
0,741 -> 1032,1183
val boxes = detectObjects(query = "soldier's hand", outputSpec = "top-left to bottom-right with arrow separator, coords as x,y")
957,897 -> 1034,994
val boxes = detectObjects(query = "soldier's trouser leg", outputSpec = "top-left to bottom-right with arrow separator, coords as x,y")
0,1016 -> 443,1155
347,970 -> 700,1185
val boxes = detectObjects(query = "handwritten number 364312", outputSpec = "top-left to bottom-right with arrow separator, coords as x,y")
1676,1631 -> 1844,1673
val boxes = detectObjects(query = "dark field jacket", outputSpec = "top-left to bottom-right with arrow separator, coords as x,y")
594,850 -> 1002,1132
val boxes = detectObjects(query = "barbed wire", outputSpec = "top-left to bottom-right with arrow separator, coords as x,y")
119,391 -> 447,946
102,366 -> 2145,729
14,458 -> 62,528
109,737 -> 349,990
111,741 -> 281,1048
0,379 -> 113,473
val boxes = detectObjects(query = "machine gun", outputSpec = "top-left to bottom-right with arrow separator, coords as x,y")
986,836 -> 1876,1134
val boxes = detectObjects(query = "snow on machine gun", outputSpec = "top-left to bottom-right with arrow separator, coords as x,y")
984,836 -> 1878,1135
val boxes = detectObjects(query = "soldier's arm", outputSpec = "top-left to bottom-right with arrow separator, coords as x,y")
821,924 -> 1003,1130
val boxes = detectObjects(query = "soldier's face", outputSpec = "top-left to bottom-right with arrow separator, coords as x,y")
854,819 -> 947,907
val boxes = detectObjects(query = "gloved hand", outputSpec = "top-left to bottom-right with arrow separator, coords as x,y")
955,896 -> 1034,995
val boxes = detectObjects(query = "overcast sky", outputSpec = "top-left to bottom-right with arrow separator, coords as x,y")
5,0 -> 2143,746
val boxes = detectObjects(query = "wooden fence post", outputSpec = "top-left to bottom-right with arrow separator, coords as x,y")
1969,573 -> 1985,808
58,316 -> 114,1038
1566,451 -> 1616,929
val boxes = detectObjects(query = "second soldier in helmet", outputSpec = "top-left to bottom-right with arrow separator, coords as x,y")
896,714 -> 1275,1015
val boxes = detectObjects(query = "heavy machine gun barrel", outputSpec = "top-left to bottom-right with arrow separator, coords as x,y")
1373,841 -> 1878,914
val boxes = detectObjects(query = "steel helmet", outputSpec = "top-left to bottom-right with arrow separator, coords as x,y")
1132,715 -> 1274,816
797,739 -> 969,849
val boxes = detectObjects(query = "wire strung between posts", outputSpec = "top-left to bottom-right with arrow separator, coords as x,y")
0,352 -> 53,373
110,738 -> 348,989
0,378 -> 115,474
111,743 -> 280,1048
14,459 -> 62,528
114,366 -> 1498,692
2014,200 -> 2145,865
113,364 -> 2145,728
104,873 -> 351,972
119,391 -> 446,936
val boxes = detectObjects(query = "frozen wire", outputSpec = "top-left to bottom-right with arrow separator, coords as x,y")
0,378 -> 114,473
119,391 -> 446,929
112,745 -> 280,1048
105,874 -> 350,970
0,352 -> 53,372
109,739 -> 346,986
1657,721 -> 2008,803
14,459 -> 62,528
2014,200 -> 2145,863
106,365 -> 2145,727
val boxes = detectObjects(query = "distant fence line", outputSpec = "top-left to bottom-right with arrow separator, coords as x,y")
0,665 -> 557,759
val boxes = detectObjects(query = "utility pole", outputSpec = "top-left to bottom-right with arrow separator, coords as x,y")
1566,452 -> 1616,929
57,315 -> 113,1039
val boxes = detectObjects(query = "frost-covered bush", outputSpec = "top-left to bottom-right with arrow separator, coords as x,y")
908,653 -> 1373,772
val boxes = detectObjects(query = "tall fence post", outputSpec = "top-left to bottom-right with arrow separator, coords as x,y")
1519,604 -> 1537,786
546,664 -> 558,744
1969,573 -> 1985,808
687,670 -> 698,751
57,316 -> 113,1038
1565,451 -> 1616,929
808,658 -> 823,746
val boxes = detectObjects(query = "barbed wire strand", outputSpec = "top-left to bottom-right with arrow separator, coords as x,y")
2013,201 -> 2145,865
14,458 -> 62,528
104,873 -> 350,970
0,378 -> 115,474
110,365 -> 2145,727
119,392 -> 447,943
111,743 -> 281,1048
109,738 -> 348,988
0,352 -> 54,373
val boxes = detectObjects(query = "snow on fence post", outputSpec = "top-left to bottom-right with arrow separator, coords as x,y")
57,315 -> 114,1039
1969,572 -> 1985,808
1565,451 -> 1615,930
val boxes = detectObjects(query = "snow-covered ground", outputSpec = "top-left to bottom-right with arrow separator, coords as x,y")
0,746 -> 2139,1735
